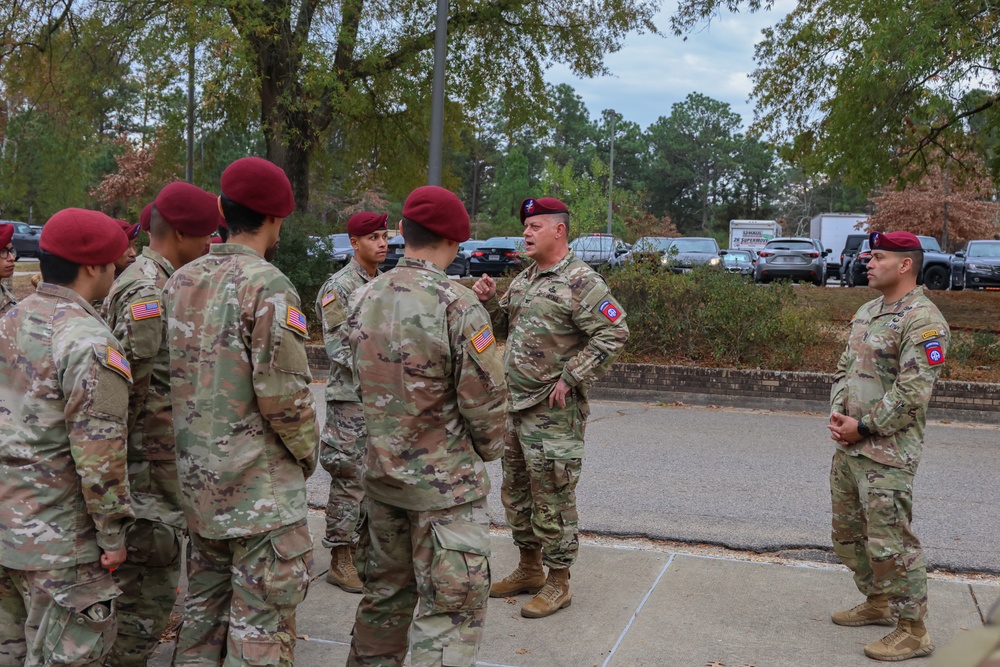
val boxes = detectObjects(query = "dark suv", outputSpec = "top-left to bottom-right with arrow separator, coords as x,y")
916,235 -> 952,291
3,220 -> 40,258
839,234 -> 868,285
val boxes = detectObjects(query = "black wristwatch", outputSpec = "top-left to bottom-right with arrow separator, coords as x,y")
857,419 -> 872,439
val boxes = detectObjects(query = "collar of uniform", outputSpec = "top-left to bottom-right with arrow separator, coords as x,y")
878,285 -> 924,316
396,256 -> 446,275
141,246 -> 176,277
530,248 -> 577,277
348,256 -> 378,282
34,282 -> 103,319
209,242 -> 261,258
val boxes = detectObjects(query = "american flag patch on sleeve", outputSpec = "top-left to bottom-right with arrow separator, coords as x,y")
130,300 -> 161,321
286,306 -> 308,335
321,291 -> 337,307
471,326 -> 495,353
106,348 -> 132,380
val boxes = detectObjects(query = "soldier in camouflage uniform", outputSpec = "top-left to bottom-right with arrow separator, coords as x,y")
827,231 -> 950,662
162,158 -> 318,667
111,219 -> 140,278
346,186 -> 507,667
315,211 -> 389,593
0,209 -> 134,666
0,223 -> 16,316
473,197 -> 629,619
102,182 -> 220,666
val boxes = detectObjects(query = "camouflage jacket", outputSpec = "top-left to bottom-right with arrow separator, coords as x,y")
485,250 -> 629,411
315,257 -> 379,404
162,243 -> 318,539
0,281 -> 16,317
830,286 -> 950,472
0,284 -> 135,569
349,257 -> 508,511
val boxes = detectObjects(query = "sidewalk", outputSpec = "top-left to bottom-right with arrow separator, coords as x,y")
152,511 -> 999,666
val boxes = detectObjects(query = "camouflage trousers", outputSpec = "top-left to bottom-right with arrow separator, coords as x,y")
320,400 -> 367,549
347,497 -> 491,667
0,560 -> 119,666
502,393 -> 589,570
830,450 -> 928,620
106,518 -> 183,667
172,521 -> 313,667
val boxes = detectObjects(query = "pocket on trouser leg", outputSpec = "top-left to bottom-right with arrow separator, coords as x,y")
541,439 -> 583,493
428,521 -> 491,613
42,576 -> 119,666
241,638 -> 281,666
261,524 -> 314,610
126,520 -> 181,568
442,640 -> 479,667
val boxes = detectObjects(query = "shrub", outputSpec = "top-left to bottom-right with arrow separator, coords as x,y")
273,216 -> 341,320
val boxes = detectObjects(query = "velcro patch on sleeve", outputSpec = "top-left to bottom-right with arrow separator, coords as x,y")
286,306 -> 308,335
321,291 -> 337,307
130,299 -> 161,321
921,329 -> 940,340
924,340 -> 945,366
471,325 -> 495,353
104,347 -> 132,380
599,299 -> 622,323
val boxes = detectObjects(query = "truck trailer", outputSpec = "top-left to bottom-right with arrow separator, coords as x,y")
808,213 -> 869,274
729,220 -> 782,253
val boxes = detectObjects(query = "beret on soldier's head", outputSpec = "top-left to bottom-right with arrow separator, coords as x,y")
155,182 -> 224,236
116,219 -> 140,240
347,212 -> 389,237
139,202 -> 153,232
0,223 -> 13,248
41,208 -> 128,265
220,157 -> 294,218
520,197 -> 569,224
870,231 -> 922,252
401,185 -> 470,243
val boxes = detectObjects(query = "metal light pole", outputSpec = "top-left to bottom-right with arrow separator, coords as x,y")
605,109 -> 619,236
427,0 -> 448,186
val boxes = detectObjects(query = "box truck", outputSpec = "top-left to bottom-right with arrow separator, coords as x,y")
728,220 -> 782,252
809,213 -> 869,274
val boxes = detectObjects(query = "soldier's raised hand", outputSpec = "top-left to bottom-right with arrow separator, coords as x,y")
472,274 -> 496,302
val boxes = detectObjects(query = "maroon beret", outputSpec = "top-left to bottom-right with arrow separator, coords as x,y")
116,219 -> 140,240
220,157 -> 294,218
155,182 -> 223,236
139,202 -> 153,232
0,223 -> 12,248
347,212 -> 389,236
41,208 -> 128,265
520,197 -> 569,224
870,231 -> 921,252
401,186 -> 470,243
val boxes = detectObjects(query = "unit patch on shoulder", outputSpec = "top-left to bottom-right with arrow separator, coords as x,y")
921,329 -> 940,340
105,347 -> 132,380
321,291 -> 337,307
130,300 -> 161,321
286,306 -> 308,335
599,299 -> 622,323
924,340 -> 945,366
471,326 -> 495,353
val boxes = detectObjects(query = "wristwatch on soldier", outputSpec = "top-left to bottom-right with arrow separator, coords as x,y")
856,418 -> 872,439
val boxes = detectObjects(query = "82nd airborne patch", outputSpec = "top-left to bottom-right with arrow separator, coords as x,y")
924,340 -> 945,366
599,299 -> 622,323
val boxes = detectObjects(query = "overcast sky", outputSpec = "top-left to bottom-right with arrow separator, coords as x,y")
546,1 -> 795,132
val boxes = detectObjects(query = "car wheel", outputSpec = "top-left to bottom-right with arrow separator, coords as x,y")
924,266 -> 948,290
813,277 -> 825,287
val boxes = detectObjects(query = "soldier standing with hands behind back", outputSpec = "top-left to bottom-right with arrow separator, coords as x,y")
828,230 -> 950,662
473,197 -> 629,618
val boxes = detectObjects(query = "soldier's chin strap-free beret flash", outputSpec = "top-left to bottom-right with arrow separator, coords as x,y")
0,223 -> 13,248
520,197 -> 569,224
220,157 -> 295,218
116,219 -> 140,240
347,212 -> 389,237
870,231 -> 922,251
402,185 -> 471,243
155,182 -> 225,236
41,208 -> 129,265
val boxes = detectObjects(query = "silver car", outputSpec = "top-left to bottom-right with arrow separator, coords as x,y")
754,237 -> 829,286
660,237 -> 722,273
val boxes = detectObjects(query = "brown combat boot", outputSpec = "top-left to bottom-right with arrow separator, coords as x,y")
490,548 -> 546,598
831,594 -> 894,627
521,568 -> 571,618
864,618 -> 934,661
326,545 -> 363,593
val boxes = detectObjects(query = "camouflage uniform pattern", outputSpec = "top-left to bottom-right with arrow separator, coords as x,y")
485,250 -> 628,568
315,258 -> 378,549
829,286 -> 950,621
161,243 -> 318,665
102,248 -> 185,666
0,282 -> 16,317
346,257 -> 507,666
0,284 -> 134,665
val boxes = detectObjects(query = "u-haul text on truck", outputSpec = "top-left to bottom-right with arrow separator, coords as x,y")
729,220 -> 782,252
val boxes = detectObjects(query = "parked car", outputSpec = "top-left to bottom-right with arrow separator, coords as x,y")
3,220 -> 40,258
915,235 -> 953,291
380,236 -> 469,276
618,236 -> 675,265
719,248 -> 755,277
754,237 -> 830,286
568,233 -> 628,269
309,233 -> 354,268
469,237 -> 525,276
843,239 -> 872,287
839,233 -> 868,285
660,237 -> 722,273
950,239 -> 1000,290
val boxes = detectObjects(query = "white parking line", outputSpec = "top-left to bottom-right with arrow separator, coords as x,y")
601,552 -> 677,667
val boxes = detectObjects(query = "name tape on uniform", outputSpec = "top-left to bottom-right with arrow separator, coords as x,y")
472,326 -> 495,353
286,306 -> 308,335
599,299 -> 622,323
130,300 -> 161,321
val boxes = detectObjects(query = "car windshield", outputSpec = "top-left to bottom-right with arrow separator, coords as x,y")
968,241 -> 1000,258
859,240 -> 870,252
460,240 -> 483,251
723,252 -> 749,264
482,237 -> 523,250
570,236 -> 614,252
632,237 -> 674,252
766,240 -> 815,251
668,239 -> 716,254
919,237 -> 942,252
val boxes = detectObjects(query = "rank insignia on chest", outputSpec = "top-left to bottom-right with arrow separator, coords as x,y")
106,348 -> 132,380
472,326 -> 495,353
599,299 -> 622,323
286,306 -> 308,335
924,340 -> 945,366
321,291 -> 337,307
130,300 -> 161,321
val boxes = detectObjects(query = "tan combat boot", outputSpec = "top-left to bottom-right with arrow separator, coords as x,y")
326,545 -> 363,593
521,568 -> 571,618
490,548 -> 546,598
831,594 -> 895,627
864,618 -> 934,661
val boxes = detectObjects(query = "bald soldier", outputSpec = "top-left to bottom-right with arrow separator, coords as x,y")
0,223 -> 16,316
162,157 -> 317,667
473,197 -> 629,618
315,211 -> 389,593
0,209 -> 135,666
346,186 -> 507,666
828,231 -> 950,662
102,182 -> 220,666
